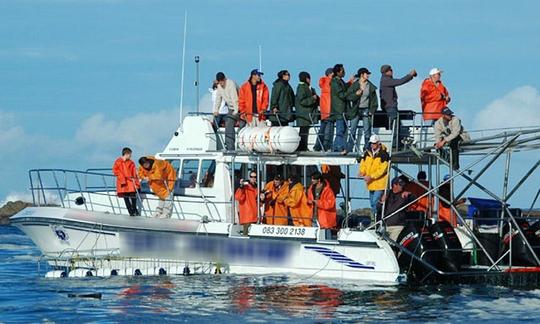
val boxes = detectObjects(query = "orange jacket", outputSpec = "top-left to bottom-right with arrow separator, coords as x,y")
405,181 -> 430,213
307,180 -> 336,229
420,78 -> 449,121
112,158 -> 140,195
263,180 -> 289,225
235,183 -> 259,224
438,205 -> 457,227
321,164 -> 344,197
137,157 -> 176,200
319,76 -> 332,120
283,182 -> 312,227
238,80 -> 269,122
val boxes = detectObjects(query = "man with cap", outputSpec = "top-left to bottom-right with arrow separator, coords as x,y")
238,69 -> 269,128
295,71 -> 319,151
314,68 -> 334,152
420,68 -> 450,122
345,67 -> 379,153
379,65 -> 417,149
434,107 -> 470,170
359,134 -> 390,223
214,72 -> 239,151
379,176 -> 416,241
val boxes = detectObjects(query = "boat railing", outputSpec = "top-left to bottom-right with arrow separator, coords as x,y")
28,168 -> 222,220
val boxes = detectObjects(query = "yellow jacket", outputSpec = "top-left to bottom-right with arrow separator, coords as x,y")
282,182 -> 312,227
359,145 -> 390,191
138,157 -> 177,200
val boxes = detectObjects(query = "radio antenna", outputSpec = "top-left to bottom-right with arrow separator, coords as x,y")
179,11 -> 188,124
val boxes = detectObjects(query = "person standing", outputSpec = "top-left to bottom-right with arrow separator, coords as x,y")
345,67 -> 379,153
295,71 -> 319,151
238,69 -> 269,128
112,147 -> 140,216
330,64 -> 350,154
138,156 -> 176,218
261,174 -> 289,225
307,171 -> 337,232
434,107 -> 470,170
235,170 -> 259,235
359,134 -> 390,223
283,173 -> 312,227
269,70 -> 295,126
214,72 -> 239,151
380,177 -> 416,241
314,68 -> 334,152
420,68 -> 450,122
379,65 -> 417,148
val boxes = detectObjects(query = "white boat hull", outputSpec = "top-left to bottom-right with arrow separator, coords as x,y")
11,207 -> 402,283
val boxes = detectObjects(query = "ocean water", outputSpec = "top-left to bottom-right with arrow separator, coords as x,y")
1,225 -> 540,323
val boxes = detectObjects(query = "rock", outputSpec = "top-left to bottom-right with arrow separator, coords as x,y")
0,201 -> 33,225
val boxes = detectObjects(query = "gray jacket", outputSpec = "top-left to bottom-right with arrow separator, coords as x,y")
379,74 -> 414,109
214,79 -> 239,114
434,116 -> 470,142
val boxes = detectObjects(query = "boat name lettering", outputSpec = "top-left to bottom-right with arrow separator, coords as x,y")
261,226 -> 306,236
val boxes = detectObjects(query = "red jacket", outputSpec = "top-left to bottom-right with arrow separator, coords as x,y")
319,76 -> 332,120
307,180 -> 336,229
112,158 -> 140,195
235,183 -> 259,224
420,78 -> 449,121
238,80 -> 269,122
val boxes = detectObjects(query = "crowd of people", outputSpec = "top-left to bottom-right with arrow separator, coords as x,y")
211,64 -> 469,165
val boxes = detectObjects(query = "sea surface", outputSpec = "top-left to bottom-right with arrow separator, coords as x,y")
1,225 -> 540,323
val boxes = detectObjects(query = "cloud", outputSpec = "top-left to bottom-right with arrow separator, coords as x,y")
75,109 -> 180,162
474,86 -> 540,130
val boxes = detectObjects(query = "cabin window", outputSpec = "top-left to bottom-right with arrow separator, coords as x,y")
167,159 -> 181,173
200,160 -> 216,188
180,159 -> 199,188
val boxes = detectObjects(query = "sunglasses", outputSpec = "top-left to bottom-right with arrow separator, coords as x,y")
249,175 -> 257,178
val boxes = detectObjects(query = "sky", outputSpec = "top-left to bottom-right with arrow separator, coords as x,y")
0,0 -> 539,208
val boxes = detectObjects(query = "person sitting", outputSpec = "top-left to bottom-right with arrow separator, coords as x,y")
112,147 -> 140,216
380,177 -> 416,241
138,156 -> 176,218
235,171 -> 259,235
307,171 -> 337,236
261,174 -> 289,225
283,173 -> 312,227
434,107 -> 470,170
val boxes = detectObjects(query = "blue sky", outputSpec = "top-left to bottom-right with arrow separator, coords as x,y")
0,0 -> 539,207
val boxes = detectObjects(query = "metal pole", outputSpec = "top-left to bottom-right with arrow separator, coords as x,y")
345,165 -> 350,226
195,56 -> 200,113
179,11 -> 188,124
505,159 -> 540,201
435,154 -> 440,222
256,154 -> 261,224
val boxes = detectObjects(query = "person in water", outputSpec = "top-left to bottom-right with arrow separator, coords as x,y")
112,147 -> 140,216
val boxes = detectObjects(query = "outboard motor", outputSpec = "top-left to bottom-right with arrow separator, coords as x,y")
430,221 -> 463,272
500,218 -> 540,266
396,223 -> 440,281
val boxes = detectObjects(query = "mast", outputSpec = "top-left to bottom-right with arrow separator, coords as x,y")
179,11 -> 188,124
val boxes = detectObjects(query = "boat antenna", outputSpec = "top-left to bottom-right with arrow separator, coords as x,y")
179,11 -> 188,125
258,45 -> 262,71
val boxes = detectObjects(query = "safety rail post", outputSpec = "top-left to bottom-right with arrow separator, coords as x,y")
51,171 -> 65,208
231,155 -> 236,224
64,171 -> 71,208
36,170 -> 47,206
256,154 -> 261,225
309,112 -> 324,151
101,175 -> 116,215
28,171 -> 36,206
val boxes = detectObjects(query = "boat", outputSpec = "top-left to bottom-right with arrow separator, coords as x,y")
11,111 -> 540,286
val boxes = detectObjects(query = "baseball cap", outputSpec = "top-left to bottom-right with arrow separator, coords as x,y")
391,177 -> 406,186
357,67 -> 371,76
443,174 -> 451,181
429,68 -> 443,76
442,107 -> 454,116
250,69 -> 264,76
380,64 -> 392,73
369,134 -> 380,143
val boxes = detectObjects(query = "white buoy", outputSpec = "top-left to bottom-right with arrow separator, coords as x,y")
237,126 -> 300,153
